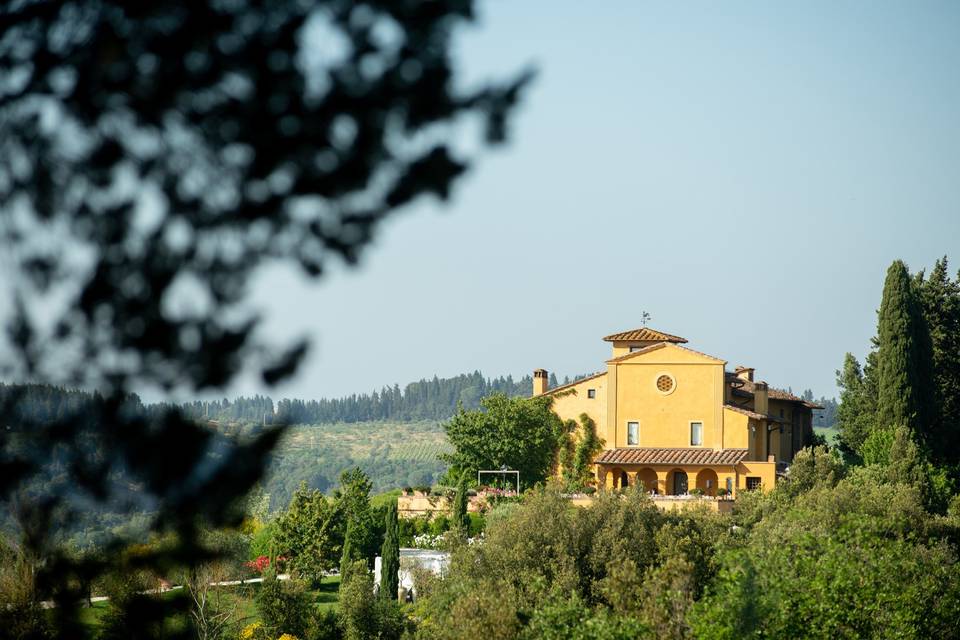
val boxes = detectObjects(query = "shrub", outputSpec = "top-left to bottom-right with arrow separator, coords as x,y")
339,560 -> 405,640
428,514 -> 450,536
239,621 -> 271,640
255,576 -> 313,638
306,609 -> 343,640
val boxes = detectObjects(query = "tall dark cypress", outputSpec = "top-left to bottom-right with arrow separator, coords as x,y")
339,518 -> 357,580
918,257 -> 960,463
379,501 -> 400,601
876,260 -> 935,440
452,471 -> 470,534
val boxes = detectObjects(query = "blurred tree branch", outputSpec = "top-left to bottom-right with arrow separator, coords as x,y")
0,1 -> 530,636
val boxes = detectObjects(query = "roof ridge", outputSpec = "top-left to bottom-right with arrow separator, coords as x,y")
602,327 -> 688,343
542,371 -> 607,396
607,342 -> 726,364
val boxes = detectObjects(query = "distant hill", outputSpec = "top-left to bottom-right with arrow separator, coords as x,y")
0,372 -> 588,521
2,377 -> 839,519
177,370 -> 591,425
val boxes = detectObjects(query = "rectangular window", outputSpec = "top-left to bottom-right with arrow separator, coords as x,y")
726,477 -> 733,493
629,346 -> 642,352
746,477 -> 762,491
627,421 -> 639,445
587,389 -> 596,399
690,421 -> 703,446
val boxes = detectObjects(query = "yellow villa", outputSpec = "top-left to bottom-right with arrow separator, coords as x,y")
534,327 -> 821,499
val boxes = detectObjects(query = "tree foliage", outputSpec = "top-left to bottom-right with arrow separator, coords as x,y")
835,351 -> 878,458
379,500 -> 400,602
339,560 -> 404,640
691,474 -> 960,639
916,257 -> 960,464
273,482 -> 341,583
0,1 -> 529,636
876,260 -> 935,438
254,576 -> 314,640
569,413 -> 604,489
837,257 -> 960,472
451,471 -> 470,537
442,393 -> 565,489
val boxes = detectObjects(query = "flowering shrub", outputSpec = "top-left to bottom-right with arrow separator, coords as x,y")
412,533 -> 446,549
244,555 -> 287,574
277,634 -> 300,640
245,556 -> 271,573
412,531 -> 484,549
238,622 -> 269,640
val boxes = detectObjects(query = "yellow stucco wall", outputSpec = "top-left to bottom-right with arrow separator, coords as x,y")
721,408 -> 750,450
608,344 -> 725,449
547,374 -> 606,436
736,460 -> 777,492
609,340 -> 666,358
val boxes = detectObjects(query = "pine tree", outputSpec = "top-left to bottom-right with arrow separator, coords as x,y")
452,471 -> 470,536
835,352 -> 877,458
379,501 -> 400,601
876,260 -> 934,441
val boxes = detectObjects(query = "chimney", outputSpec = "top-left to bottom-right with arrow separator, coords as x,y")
533,369 -> 549,396
735,366 -> 754,382
754,381 -> 769,415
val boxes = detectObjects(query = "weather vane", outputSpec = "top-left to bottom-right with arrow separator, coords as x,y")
641,311 -> 651,327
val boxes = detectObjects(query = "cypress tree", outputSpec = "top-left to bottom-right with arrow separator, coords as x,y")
379,501 -> 400,601
452,471 -> 470,535
876,260 -> 934,440
339,518 -> 357,580
918,257 -> 960,463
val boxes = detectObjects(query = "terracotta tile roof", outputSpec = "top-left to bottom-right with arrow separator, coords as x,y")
602,327 -> 688,343
543,371 -> 606,396
723,404 -> 783,423
723,404 -> 768,420
595,447 -> 750,466
607,342 -> 726,364
724,373 -> 823,409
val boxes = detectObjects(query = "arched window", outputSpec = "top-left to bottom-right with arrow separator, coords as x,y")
671,470 -> 688,495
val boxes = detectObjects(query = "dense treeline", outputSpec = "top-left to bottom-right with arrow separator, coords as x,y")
2,371 -> 579,430
179,371 -> 577,425
4,372 -> 841,438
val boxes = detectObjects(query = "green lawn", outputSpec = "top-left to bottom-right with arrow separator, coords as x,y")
815,426 -> 839,447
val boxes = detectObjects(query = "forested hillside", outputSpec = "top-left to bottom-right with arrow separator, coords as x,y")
177,370 -> 581,424
1,367 -> 840,517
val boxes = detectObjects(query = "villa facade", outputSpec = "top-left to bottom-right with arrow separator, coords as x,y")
534,327 -> 820,497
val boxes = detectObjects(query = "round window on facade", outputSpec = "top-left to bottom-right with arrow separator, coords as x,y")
656,374 -> 675,394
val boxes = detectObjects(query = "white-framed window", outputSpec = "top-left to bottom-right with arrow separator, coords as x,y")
629,345 -> 642,352
690,421 -> 703,446
587,389 -> 596,399
627,421 -> 639,445
726,477 -> 733,493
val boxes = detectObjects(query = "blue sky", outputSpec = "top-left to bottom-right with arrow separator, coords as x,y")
244,1 -> 960,402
